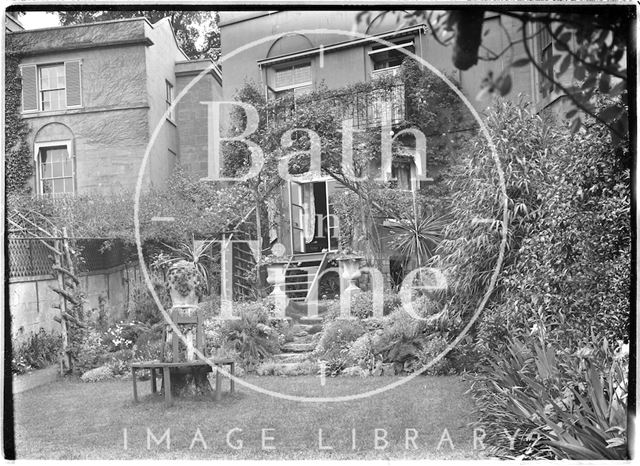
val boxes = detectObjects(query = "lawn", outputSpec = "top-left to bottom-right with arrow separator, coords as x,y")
12,374 -> 484,459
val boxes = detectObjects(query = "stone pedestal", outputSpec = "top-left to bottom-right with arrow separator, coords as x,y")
266,260 -> 288,318
338,256 -> 363,319
164,261 -> 213,397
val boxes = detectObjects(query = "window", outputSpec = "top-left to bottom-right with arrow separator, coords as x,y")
537,27 -> 553,97
165,80 -> 175,121
38,146 -> 74,197
39,64 -> 66,111
21,61 -> 82,112
273,62 -> 313,98
370,39 -> 415,78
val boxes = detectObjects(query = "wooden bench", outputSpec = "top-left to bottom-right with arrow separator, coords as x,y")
131,359 -> 235,406
131,307 -> 236,406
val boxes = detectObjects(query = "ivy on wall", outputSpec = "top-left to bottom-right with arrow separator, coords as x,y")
5,50 -> 33,195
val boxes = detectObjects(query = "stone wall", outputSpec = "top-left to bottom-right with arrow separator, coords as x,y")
175,60 -> 223,178
7,18 -> 149,54
19,41 -> 152,194
143,18 -> 185,189
9,262 -> 140,342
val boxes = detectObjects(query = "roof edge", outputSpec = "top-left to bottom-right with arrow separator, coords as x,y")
257,24 -> 428,66
8,16 -> 152,35
219,11 -> 278,28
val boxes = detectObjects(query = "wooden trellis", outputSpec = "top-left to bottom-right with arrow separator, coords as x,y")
8,208 -> 84,373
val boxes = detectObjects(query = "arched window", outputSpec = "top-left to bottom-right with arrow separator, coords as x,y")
36,144 -> 74,197
33,123 -> 75,197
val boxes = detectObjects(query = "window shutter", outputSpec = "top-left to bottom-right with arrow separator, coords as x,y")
65,61 -> 82,107
293,64 -> 311,84
20,65 -> 38,112
275,67 -> 293,88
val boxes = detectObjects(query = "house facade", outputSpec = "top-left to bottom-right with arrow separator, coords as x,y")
7,17 -> 222,196
6,10 -> 585,323
218,10 -> 548,298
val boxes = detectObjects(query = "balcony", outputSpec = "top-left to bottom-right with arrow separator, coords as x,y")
267,80 -> 406,130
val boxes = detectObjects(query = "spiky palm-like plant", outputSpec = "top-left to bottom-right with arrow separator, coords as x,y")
388,210 -> 449,270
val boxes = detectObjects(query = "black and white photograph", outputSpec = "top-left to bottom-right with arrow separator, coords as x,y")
3,1 -> 634,460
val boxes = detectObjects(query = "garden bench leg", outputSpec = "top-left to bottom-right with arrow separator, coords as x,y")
132,368 -> 138,402
229,363 -> 235,393
163,367 -> 173,407
151,368 -> 157,394
215,366 -> 222,401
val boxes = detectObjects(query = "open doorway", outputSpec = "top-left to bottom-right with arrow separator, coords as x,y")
289,180 -> 339,254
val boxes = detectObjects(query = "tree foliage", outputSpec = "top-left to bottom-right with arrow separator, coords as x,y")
361,9 -> 630,142
57,10 -> 220,60
225,60 -> 472,267
7,167 -> 254,245
428,97 -> 629,354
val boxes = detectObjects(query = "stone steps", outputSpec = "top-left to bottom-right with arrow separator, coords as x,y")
273,352 -> 309,363
281,341 -> 316,353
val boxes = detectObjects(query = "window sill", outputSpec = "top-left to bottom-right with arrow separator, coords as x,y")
22,107 -> 83,117
21,103 -> 150,118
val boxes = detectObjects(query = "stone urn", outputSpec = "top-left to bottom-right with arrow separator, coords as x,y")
337,255 -> 364,292
166,260 -> 204,309
336,255 -> 363,319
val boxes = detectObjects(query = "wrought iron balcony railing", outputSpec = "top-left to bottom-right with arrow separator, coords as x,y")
267,81 -> 406,130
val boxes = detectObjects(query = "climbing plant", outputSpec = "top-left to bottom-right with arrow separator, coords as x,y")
5,50 -> 33,194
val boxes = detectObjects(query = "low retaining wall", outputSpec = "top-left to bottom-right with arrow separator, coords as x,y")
9,262 -> 140,341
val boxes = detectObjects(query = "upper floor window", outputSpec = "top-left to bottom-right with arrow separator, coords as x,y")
370,39 -> 415,78
21,61 -> 82,113
38,145 -> 74,197
39,64 -> 66,111
165,80 -> 175,121
273,62 -> 313,98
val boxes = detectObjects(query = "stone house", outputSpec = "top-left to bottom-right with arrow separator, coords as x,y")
7,16 -> 222,196
217,10 -> 551,300
6,17 -> 222,337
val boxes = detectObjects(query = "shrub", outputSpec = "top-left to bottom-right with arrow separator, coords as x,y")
197,296 -> 221,320
127,271 -> 170,325
315,318 -> 365,361
11,329 -> 62,374
73,330 -> 108,375
348,290 -> 402,319
367,309 -> 458,374
434,99 -> 630,458
346,333 -> 379,372
103,321 -> 145,352
217,301 -> 281,369
256,360 -> 318,376
321,291 -> 402,321
104,349 -> 136,376
323,357 -> 348,377
430,99 -> 629,355
413,334 -> 451,375
471,332 -> 628,459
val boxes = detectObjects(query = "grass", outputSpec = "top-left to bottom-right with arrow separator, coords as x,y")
13,374 -> 484,459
